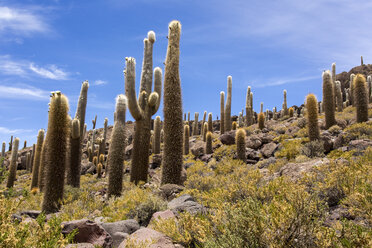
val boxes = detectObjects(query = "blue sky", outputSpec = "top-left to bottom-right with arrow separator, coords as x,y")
1,0 -> 372,146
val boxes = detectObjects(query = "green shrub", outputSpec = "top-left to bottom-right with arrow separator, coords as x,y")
275,139 -> 303,160
301,140 -> 325,158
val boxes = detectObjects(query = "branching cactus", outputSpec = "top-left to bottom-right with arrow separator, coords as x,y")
224,76 -> 232,131
306,94 -> 320,141
205,131 -> 213,154
184,124 -> 189,155
236,129 -> 246,162
108,95 -> 127,198
6,137 -> 19,188
283,90 -> 288,116
153,116 -> 161,154
323,70 -> 336,129
354,74 -> 369,123
67,118 -> 80,187
124,31 -> 162,184
335,81 -> 343,112
220,91 -> 225,134
31,129 -> 45,189
161,20 -> 183,185
42,92 -> 70,214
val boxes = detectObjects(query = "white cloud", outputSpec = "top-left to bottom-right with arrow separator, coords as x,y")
253,75 -> 319,88
0,56 -> 27,76
94,80 -> 108,86
29,63 -> 68,80
0,126 -> 33,135
0,6 -> 49,35
0,85 -> 49,100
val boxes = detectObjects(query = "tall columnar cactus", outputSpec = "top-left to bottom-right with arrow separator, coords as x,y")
38,138 -> 48,192
26,152 -> 31,172
8,136 -> 13,152
236,128 -> 246,162
6,138 -> 19,188
161,20 -> 183,185
367,75 -> 372,103
205,131 -> 213,154
306,94 -> 320,141
350,74 -> 355,106
250,92 -> 254,122
201,111 -> 207,135
1,142 -> 5,157
23,140 -> 27,149
193,112 -> 199,136
184,124 -> 189,155
283,90 -> 288,116
203,122 -> 208,141
107,95 -> 127,198
335,81 -> 343,112
187,112 -> 190,123
99,118 -> 108,156
331,63 -> 337,107
124,31 -> 162,184
273,107 -> 277,120
92,115 -> 97,129
67,118 -> 81,187
260,102 -> 263,113
42,92 -> 70,214
153,116 -> 161,154
224,76 -> 232,131
31,129 -> 45,189
353,74 -> 369,123
220,91 -> 225,134
74,81 -> 89,179
238,112 -> 243,127
97,163 -> 102,179
258,112 -> 265,130
245,86 -> 251,126
323,70 -> 336,129
89,129 -> 96,162
208,112 -> 213,132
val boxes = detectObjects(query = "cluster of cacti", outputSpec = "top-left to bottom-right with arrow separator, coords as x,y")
6,138 -> 19,188
153,116 -> 161,154
282,90 -> 288,116
322,70 -> 336,129
107,95 -> 127,197
205,132 -> 213,154
306,94 -> 320,141
31,129 -> 45,189
224,76 -> 232,131
42,92 -> 70,214
236,128 -> 246,161
353,74 -> 369,123
124,30 -> 162,184
161,20 -> 183,185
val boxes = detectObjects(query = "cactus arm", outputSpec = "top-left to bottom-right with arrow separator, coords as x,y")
139,31 -> 155,95
152,67 -> 162,115
125,57 -> 143,120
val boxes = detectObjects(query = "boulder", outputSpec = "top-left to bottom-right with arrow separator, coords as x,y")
190,141 -> 205,157
168,194 -> 205,215
246,135 -> 262,149
277,158 -> 329,181
348,139 -> 372,152
66,243 -> 95,248
159,184 -> 185,201
112,232 -> 129,248
119,228 -> 174,248
149,210 -> 176,226
246,148 -> 260,161
101,219 -> 140,238
321,132 -> 334,153
61,219 -> 112,248
260,142 -> 278,158
219,131 -> 236,145
19,210 -> 41,219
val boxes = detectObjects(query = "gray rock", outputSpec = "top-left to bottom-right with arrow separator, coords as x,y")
168,194 -> 205,215
19,210 -> 41,219
246,148 -> 260,160
159,184 -> 185,201
112,232 -> 129,248
66,243 -> 95,248
119,228 -> 175,248
348,139 -> 372,152
219,131 -> 236,145
246,135 -> 262,149
101,219 -> 140,238
260,142 -> 278,158
190,141 -> 205,157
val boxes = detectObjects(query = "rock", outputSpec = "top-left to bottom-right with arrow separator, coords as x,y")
348,139 -> 372,152
112,232 -> 129,247
18,155 -> 27,170
246,148 -> 260,161
257,157 -> 276,169
324,206 -> 353,227
334,133 -> 345,149
246,135 -> 262,149
101,219 -> 140,239
259,133 -> 275,144
168,194 -> 205,215
159,184 -> 185,201
200,154 -> 213,162
321,132 -> 334,153
285,126 -> 300,136
219,131 -> 236,145
277,158 -> 329,181
150,154 -> 162,169
124,144 -> 133,160
119,228 -> 175,248
149,210 -> 176,227
260,142 -> 278,158
190,141 -> 205,157
62,219 -> 112,248
66,243 -> 95,248
86,163 -> 96,174
19,210 -> 41,219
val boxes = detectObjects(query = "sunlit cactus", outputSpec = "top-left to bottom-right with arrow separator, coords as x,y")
322,70 -> 336,129
6,138 -> 19,188
31,129 -> 45,189
224,76 -> 232,131
306,94 -> 320,141
205,131 -> 213,154
236,128 -> 246,162
353,74 -> 369,123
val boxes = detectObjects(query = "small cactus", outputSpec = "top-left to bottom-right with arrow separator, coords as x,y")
184,124 -> 189,155
153,116 -> 161,154
353,74 -> 369,123
232,121 -> 237,130
6,138 -> 19,188
220,91 -> 225,134
224,76 -> 232,131
208,112 -> 213,132
99,154 -> 104,165
306,94 -> 320,141
201,111 -> 207,135
205,131 -> 213,154
350,74 -> 355,106
107,95 -> 127,197
258,112 -> 265,130
236,128 -> 246,162
97,163 -> 102,179
31,129 -> 45,189
322,70 -> 336,129
283,90 -> 288,116
289,107 -> 294,117
203,122 -> 208,141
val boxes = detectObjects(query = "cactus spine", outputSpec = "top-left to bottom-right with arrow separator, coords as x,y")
6,138 -> 19,188
107,95 -> 127,197
38,138 -> 48,192
153,116 -> 161,154
258,112 -> 265,130
323,70 -> 336,129
220,91 -> 225,134
283,90 -> 288,116
224,76 -> 232,131
205,131 -> 213,154
335,81 -> 343,112
31,129 -> 45,189
184,124 -> 189,155
42,92 -> 70,214
353,74 -> 369,123
161,20 -> 183,185
306,94 -> 320,141
125,31 -> 162,184
236,128 -> 246,162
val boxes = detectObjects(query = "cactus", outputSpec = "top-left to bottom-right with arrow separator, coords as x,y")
232,121 -> 237,130
283,90 -> 288,116
361,56 -> 364,65
125,33 -> 162,184
153,116 -> 161,154
93,156 -> 98,167
187,112 -> 190,123
350,74 -> 355,106
92,115 -> 97,129
1,142 -> 5,157
353,74 -> 369,123
203,122 -> 208,141
306,94 -> 320,141
323,70 -> 336,129
26,152 -> 31,172
31,130 -> 45,189
258,112 -> 265,130
8,135 -> 13,152
99,118 -> 108,156
224,76 -> 232,131
335,81 -> 343,112
97,163 -> 102,179
260,102 -> 263,113
89,129 -> 96,162
38,138 -> 48,192
208,112 -> 213,132
23,140 -> 27,149
236,128 -> 246,162
184,124 -> 189,155
205,131 -> 213,154
30,143 -> 35,172
6,138 -> 19,188
238,112 -> 243,127
193,112 -> 199,136
161,20 -> 183,185
42,92 -> 70,214
289,107 -> 294,117
201,111 -> 207,135
245,86 -> 251,126
220,91 -> 225,134
367,75 -> 372,103
331,63 -> 337,108
107,95 -> 127,197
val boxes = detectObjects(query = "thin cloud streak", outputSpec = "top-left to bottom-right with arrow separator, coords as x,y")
0,126 -> 33,135
0,85 -> 49,100
29,63 -> 69,80
252,75 -> 319,88
94,80 -> 108,86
